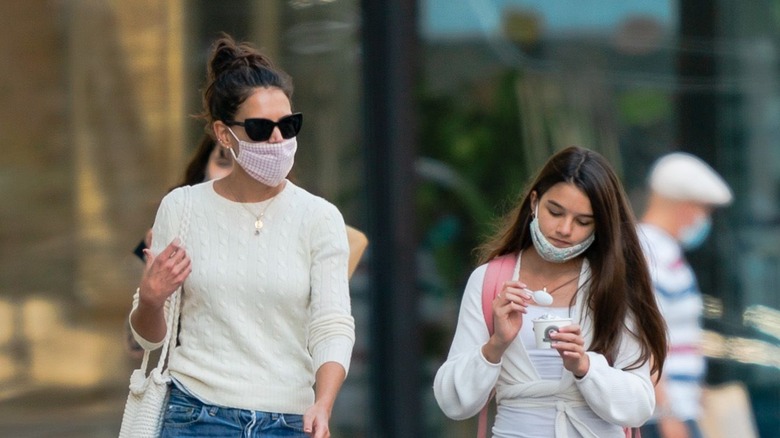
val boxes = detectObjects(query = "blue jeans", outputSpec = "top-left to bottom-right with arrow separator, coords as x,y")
639,419 -> 703,438
161,385 -> 308,437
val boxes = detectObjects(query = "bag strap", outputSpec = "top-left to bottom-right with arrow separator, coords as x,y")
139,186 -> 192,374
625,427 -> 641,437
477,253 -> 517,438
481,253 -> 517,336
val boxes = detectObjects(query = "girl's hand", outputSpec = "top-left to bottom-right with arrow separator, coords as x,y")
138,237 -> 191,309
483,281 -> 532,363
550,324 -> 590,377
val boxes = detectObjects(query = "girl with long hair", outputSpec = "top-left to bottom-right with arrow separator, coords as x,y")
434,146 -> 667,437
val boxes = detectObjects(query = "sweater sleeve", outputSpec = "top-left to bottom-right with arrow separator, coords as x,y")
574,317 -> 656,427
433,265 -> 503,420
128,187 -> 187,351
307,202 -> 356,375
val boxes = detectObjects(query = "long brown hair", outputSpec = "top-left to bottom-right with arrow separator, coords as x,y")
478,146 -> 667,376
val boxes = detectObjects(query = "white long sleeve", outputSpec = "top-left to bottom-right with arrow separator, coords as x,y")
129,180 -> 355,415
433,264 -> 502,420
433,261 -> 655,436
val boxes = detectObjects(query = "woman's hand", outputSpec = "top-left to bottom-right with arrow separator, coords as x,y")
550,324 -> 590,377
482,280 -> 531,363
139,237 -> 191,309
303,401 -> 332,438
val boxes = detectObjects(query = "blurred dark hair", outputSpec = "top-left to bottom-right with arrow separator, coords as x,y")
171,134 -> 217,190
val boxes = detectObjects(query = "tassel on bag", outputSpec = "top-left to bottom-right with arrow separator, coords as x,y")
118,187 -> 191,438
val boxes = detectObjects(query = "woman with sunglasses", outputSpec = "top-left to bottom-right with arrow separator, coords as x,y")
131,133 -> 368,277
129,34 -> 355,438
433,146 -> 667,437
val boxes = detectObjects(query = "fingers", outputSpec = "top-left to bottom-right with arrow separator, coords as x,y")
143,249 -> 154,268
155,239 -> 189,270
549,325 -> 583,345
312,424 -> 330,438
142,237 -> 191,296
144,228 -> 153,248
170,257 -> 192,285
497,281 -> 530,300
554,324 -> 582,338
503,280 -> 528,293
550,326 -> 586,360
157,237 -> 183,260
304,414 -> 331,438
495,287 -> 532,313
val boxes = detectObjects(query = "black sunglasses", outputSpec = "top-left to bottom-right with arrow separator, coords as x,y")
225,112 -> 303,142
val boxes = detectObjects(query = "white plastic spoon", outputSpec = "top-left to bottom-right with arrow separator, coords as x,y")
510,254 -> 555,306
523,287 -> 554,306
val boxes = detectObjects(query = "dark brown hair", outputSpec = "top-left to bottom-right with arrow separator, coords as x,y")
172,134 -> 218,189
479,146 -> 667,377
201,33 -> 293,129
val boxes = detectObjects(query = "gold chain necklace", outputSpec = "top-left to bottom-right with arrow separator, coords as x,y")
227,183 -> 279,235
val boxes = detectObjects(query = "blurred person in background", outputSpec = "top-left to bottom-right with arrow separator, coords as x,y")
637,152 -> 733,438
434,146 -> 667,437
129,34 -> 355,438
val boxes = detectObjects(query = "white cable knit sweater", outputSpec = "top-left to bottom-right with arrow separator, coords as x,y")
130,180 -> 355,415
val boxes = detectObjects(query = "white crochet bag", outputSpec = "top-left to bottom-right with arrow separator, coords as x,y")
119,186 -> 191,438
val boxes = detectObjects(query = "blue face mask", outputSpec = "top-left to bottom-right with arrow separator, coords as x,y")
679,215 -> 712,250
529,206 -> 595,263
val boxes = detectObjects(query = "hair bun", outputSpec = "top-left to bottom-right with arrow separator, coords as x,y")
207,34 -> 274,81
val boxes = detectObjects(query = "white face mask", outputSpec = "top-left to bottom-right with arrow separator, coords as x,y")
227,128 -> 296,186
529,205 -> 595,263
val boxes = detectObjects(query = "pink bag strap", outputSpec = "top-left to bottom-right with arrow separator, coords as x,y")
481,253 -> 517,336
477,253 -> 517,438
625,427 -> 641,437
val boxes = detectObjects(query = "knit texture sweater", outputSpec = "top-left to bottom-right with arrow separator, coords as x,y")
130,180 -> 355,415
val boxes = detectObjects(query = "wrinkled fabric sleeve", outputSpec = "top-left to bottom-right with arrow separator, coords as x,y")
575,317 -> 656,427
128,187 -> 186,351
433,264 -> 502,420
307,202 -> 356,376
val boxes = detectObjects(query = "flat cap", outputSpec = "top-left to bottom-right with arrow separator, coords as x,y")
649,152 -> 733,206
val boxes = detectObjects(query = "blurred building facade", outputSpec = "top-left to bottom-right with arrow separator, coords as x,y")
0,1 -> 778,437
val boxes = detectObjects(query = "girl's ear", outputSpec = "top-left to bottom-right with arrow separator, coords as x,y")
529,191 -> 538,216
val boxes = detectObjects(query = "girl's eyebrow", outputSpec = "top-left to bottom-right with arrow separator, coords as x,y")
546,199 -> 594,219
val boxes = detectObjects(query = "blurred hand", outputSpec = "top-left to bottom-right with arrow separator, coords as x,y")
659,416 -> 690,438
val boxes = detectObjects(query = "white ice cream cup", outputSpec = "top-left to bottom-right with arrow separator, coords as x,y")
532,316 -> 572,349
